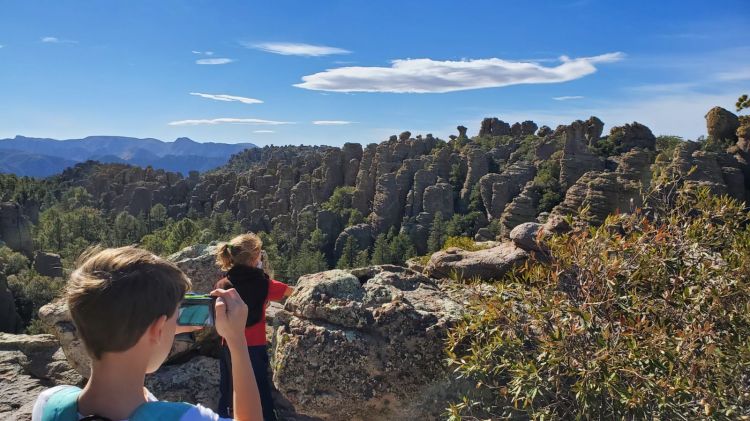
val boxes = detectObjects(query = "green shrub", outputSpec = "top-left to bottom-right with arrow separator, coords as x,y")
447,186 -> 750,420
8,271 -> 65,332
442,236 -> 488,252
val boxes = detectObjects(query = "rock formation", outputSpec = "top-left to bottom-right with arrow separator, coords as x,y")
0,202 -> 34,257
559,120 -> 605,188
0,333 -> 84,420
424,243 -> 528,281
272,266 -> 465,420
705,106 -> 740,143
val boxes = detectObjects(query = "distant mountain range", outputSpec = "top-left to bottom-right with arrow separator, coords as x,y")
0,135 -> 257,177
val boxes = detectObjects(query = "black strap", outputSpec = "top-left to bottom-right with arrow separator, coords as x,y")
80,415 -> 113,421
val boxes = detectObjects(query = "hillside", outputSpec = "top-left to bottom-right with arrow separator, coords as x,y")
0,135 -> 256,177
1,105 -> 749,419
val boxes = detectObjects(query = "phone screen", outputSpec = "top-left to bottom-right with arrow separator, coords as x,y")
178,295 -> 215,326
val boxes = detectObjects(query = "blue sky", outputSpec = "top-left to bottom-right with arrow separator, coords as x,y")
0,0 -> 748,146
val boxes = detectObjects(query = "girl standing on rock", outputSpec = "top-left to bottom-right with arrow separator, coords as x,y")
214,233 -> 292,421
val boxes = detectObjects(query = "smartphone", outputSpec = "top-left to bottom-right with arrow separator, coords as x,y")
177,294 -> 216,326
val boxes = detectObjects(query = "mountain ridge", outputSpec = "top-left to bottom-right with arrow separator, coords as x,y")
0,135 -> 257,177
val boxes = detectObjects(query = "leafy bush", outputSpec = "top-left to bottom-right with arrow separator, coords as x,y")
447,186 -> 750,420
7,270 -> 65,332
533,152 -> 563,213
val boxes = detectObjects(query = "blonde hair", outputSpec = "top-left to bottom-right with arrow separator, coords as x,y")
216,233 -> 263,271
66,246 -> 191,359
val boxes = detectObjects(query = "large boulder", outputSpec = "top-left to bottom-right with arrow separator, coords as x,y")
479,117 -> 511,137
0,333 -> 83,420
705,106 -> 739,143
169,243 -> 223,294
509,222 -> 546,252
424,243 -> 529,282
608,122 -> 656,153
272,266 -> 465,421
33,252 -> 63,278
0,202 -> 34,257
38,300 -> 91,379
145,356 -> 220,410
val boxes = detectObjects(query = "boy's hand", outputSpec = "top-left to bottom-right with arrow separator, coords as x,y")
210,288 -> 248,345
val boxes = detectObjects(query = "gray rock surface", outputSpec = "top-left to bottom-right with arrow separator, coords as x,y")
0,333 -> 83,420
424,243 -> 529,282
705,106 -> 740,143
272,266 -> 465,421
0,202 -> 34,257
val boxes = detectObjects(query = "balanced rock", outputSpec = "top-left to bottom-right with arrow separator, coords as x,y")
705,106 -> 739,143
509,222 -> 546,252
272,266 -> 465,421
424,243 -> 528,282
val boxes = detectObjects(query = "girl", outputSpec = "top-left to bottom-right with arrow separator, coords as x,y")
214,233 -> 292,421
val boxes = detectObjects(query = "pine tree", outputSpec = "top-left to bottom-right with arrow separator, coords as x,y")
336,236 -> 358,269
389,231 -> 416,265
427,212 -> 446,253
354,250 -> 370,267
371,233 -> 392,265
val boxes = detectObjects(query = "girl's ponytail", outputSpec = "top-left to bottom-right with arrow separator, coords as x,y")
216,242 -> 234,271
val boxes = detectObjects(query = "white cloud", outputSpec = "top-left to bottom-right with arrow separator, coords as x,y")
196,58 -> 234,65
294,52 -> 625,93
312,120 -> 356,125
253,130 -> 275,133
247,42 -> 351,57
715,67 -> 750,82
168,118 -> 293,126
189,92 -> 263,104
41,36 -> 77,44
553,95 -> 584,101
192,50 -> 215,56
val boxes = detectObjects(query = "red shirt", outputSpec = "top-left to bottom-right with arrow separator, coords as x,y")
244,279 -> 288,346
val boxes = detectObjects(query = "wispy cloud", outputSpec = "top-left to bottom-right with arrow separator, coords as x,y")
41,36 -> 77,44
312,120 -> 356,125
253,130 -> 275,133
553,95 -> 584,101
168,118 -> 293,126
192,50 -> 214,56
295,52 -> 625,93
196,58 -> 234,65
189,92 -> 263,104
715,67 -> 750,82
246,42 -> 351,57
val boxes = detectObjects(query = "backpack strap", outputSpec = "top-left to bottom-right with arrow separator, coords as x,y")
129,401 -> 194,421
41,386 -> 82,421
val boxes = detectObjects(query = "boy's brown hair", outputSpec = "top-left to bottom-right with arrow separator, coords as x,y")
66,246 -> 191,359
216,233 -> 262,271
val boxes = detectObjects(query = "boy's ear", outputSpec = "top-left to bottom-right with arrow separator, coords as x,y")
148,315 -> 169,343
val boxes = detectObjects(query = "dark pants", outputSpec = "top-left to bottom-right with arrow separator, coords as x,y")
218,344 -> 277,421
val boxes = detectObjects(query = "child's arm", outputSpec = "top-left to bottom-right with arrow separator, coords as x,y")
269,279 -> 293,302
211,288 -> 262,421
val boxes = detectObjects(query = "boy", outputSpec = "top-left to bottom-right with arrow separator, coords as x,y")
32,246 -> 263,421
